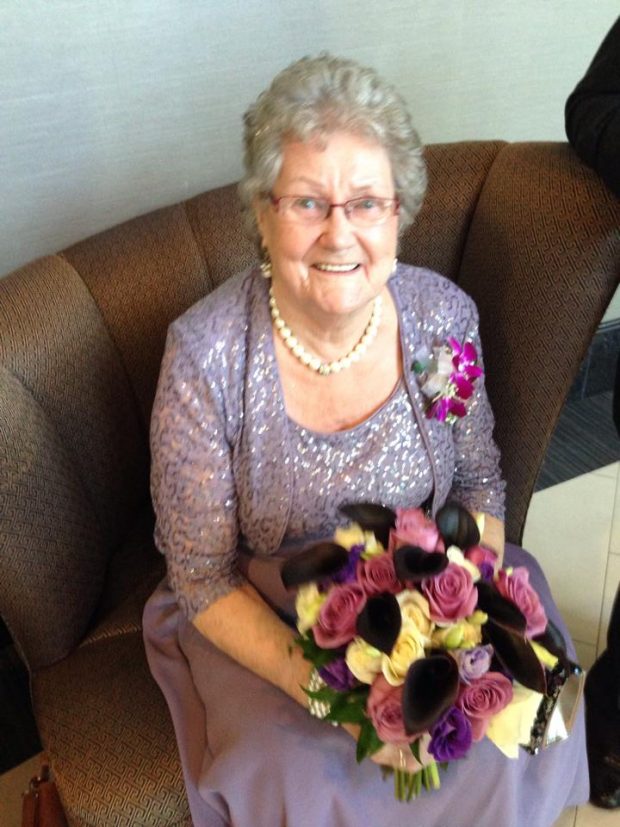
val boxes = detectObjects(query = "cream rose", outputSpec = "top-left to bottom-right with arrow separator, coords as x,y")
396,590 -> 434,639
345,637 -> 383,684
381,620 -> 426,686
295,583 -> 326,634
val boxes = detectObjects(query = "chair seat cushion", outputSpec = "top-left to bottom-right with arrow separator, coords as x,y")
33,624 -> 189,825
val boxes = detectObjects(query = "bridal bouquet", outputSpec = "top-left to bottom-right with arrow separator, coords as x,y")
281,502 -> 580,802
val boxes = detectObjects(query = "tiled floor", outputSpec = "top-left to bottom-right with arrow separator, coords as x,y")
1,465 -> 619,826
522,462 -> 620,827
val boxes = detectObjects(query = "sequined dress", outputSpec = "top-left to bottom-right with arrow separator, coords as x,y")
143,265 -> 588,827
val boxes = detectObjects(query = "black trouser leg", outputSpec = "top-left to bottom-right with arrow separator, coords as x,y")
607,585 -> 620,706
585,584 -> 620,807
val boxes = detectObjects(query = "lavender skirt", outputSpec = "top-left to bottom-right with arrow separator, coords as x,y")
143,544 -> 588,827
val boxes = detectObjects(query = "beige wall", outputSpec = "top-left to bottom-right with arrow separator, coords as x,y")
1,1 -> 618,322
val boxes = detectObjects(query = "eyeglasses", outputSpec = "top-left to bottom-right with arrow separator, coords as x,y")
268,194 -> 400,227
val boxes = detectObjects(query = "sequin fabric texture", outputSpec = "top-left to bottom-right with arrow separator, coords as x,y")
285,381 -> 433,547
150,264 -> 506,619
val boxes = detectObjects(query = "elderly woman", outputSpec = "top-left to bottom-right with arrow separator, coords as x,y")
144,55 -> 587,826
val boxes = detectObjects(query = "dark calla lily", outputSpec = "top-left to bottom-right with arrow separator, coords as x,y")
476,581 -> 527,633
402,652 -> 459,734
393,545 -> 448,582
338,502 -> 396,547
435,502 -> 480,549
355,593 -> 401,654
281,542 -> 348,589
483,618 -> 547,694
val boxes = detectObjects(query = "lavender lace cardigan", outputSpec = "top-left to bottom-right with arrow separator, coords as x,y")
150,263 -> 505,620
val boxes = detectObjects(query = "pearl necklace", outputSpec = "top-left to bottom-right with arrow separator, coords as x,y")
268,286 -> 383,376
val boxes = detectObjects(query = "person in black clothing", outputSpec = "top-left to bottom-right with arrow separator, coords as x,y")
566,16 -> 620,200
565,16 -> 620,810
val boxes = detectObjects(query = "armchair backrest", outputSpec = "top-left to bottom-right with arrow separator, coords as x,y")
0,140 -> 618,670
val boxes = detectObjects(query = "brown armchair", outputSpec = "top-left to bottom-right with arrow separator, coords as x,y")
0,141 -> 618,825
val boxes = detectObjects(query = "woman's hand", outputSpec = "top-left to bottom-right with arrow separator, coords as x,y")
370,741 -> 423,773
474,511 -> 505,570
340,723 -> 422,772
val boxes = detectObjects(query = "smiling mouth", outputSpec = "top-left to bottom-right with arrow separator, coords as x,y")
312,263 -> 361,273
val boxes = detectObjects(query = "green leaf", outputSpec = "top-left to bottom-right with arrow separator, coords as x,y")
356,720 -> 384,763
294,633 -> 342,668
327,704 -> 367,725
303,685 -> 340,704
409,740 -> 421,761
329,688 -> 365,711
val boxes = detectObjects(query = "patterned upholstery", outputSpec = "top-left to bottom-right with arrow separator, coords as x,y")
458,143 -> 620,541
401,140 -> 507,279
0,256 -> 148,552
0,367 -> 107,669
0,142 -> 618,825
33,592 -> 190,827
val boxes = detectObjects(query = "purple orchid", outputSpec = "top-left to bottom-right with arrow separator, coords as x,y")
414,338 -> 483,425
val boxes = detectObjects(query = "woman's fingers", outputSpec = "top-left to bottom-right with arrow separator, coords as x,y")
370,742 -> 421,773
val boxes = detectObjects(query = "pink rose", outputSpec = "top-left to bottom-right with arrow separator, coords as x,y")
457,671 -> 514,740
367,675 -> 418,745
388,507 -> 445,554
422,563 -> 477,623
495,567 -> 547,637
464,545 -> 497,568
357,554 -> 400,596
313,583 -> 367,648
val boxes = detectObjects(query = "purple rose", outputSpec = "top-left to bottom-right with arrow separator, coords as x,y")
314,583 -> 366,648
422,563 -> 477,624
319,658 -> 358,692
357,554 -> 400,596
457,671 -> 514,741
367,675 -> 418,746
388,508 -> 445,554
331,544 -> 365,585
456,645 -> 494,684
428,706 -> 472,761
495,567 -> 548,637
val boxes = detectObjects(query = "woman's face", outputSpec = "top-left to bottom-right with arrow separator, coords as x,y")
256,131 -> 399,323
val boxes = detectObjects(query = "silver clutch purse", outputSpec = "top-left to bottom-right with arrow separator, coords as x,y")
523,622 -> 585,754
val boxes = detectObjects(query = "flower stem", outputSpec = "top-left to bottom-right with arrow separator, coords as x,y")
428,761 -> 441,790
394,769 -> 404,801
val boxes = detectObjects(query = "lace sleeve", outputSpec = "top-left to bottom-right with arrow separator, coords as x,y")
449,308 -> 506,521
150,323 -> 245,619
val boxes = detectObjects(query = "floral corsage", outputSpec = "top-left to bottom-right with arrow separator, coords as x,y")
413,337 -> 483,424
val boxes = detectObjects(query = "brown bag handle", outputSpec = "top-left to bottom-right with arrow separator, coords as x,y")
22,763 -> 68,827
